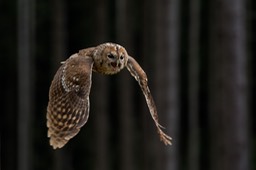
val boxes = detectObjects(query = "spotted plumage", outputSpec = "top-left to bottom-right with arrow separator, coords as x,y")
46,42 -> 171,149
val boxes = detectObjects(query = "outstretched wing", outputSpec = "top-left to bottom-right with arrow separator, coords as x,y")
47,54 -> 94,149
126,56 -> 172,145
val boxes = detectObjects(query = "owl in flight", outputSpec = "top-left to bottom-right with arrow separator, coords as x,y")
46,42 -> 172,149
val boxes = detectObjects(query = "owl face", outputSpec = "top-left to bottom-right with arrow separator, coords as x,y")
92,43 -> 128,75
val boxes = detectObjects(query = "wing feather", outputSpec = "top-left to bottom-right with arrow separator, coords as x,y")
47,54 -> 93,149
126,56 -> 172,145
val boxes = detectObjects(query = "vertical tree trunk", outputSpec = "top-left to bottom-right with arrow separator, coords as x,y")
52,0 -> 67,67
208,0 -> 249,170
188,0 -> 200,170
51,0 -> 71,170
92,73 -> 109,170
17,0 -> 35,169
155,0 -> 167,169
155,0 -> 181,170
141,0 -> 160,169
248,2 -> 256,166
92,0 -> 109,169
115,0 -> 135,170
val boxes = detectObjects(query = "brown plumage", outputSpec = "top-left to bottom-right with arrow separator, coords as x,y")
46,42 -> 171,149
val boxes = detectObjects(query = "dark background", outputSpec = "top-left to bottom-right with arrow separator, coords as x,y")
1,0 -> 256,170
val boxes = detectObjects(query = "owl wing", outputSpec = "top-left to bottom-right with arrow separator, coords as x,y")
126,56 -> 172,145
47,53 -> 94,149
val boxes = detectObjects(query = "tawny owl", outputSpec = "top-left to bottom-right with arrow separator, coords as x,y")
46,42 -> 172,149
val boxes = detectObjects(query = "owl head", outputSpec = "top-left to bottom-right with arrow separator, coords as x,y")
92,43 -> 128,75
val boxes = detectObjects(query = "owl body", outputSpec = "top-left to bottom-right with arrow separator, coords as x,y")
47,42 -> 171,149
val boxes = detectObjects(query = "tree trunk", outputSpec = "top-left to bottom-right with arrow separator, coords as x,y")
52,0 -> 67,67
50,1 -> 73,170
208,0 -> 249,169
115,0 -> 135,170
17,0 -> 35,169
92,74 -> 109,170
154,0 -> 181,170
188,0 -> 200,170
141,0 -> 160,169
91,0 -> 110,169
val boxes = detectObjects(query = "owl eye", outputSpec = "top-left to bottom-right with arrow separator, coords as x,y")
107,54 -> 115,59
120,55 -> 124,60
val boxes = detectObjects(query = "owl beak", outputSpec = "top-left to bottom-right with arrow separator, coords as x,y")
111,62 -> 117,68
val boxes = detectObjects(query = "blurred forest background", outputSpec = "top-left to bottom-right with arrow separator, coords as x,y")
1,0 -> 256,169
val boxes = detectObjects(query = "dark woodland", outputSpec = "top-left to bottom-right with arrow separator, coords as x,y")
1,0 -> 256,169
